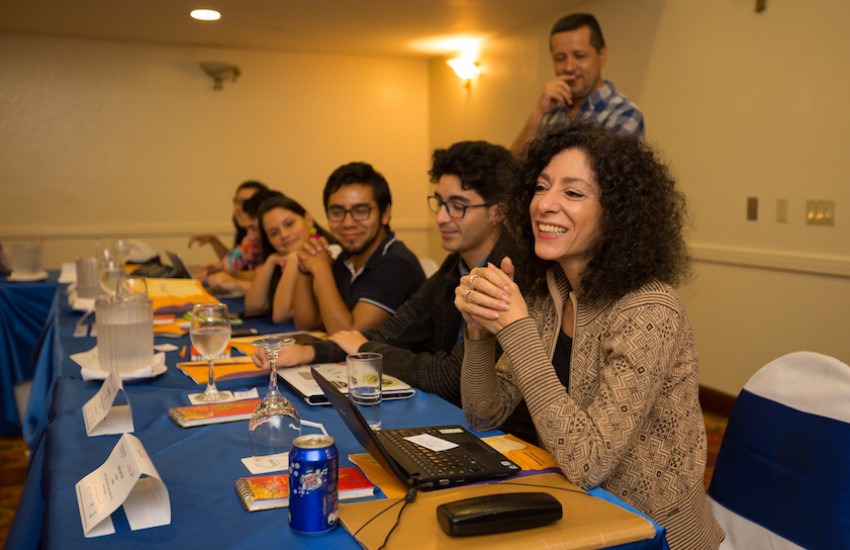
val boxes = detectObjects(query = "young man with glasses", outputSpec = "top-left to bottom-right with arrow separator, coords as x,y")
291,161 -> 425,334
264,142 -> 537,442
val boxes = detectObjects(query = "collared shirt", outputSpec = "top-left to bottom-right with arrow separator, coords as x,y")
331,231 -> 425,314
539,80 -> 645,138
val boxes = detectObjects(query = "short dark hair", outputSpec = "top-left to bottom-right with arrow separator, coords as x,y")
550,13 -> 605,51
429,141 -> 516,205
511,124 -> 690,304
322,162 -> 392,225
256,194 -> 335,260
242,189 -> 284,219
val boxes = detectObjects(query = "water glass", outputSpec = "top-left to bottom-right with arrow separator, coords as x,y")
76,257 -> 103,299
347,352 -> 382,430
95,294 -> 153,374
189,303 -> 231,402
9,241 -> 43,275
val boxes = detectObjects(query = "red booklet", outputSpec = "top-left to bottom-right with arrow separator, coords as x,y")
235,467 -> 376,511
167,399 -> 261,427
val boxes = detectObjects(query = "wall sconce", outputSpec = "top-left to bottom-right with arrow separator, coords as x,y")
200,61 -> 241,91
447,57 -> 479,87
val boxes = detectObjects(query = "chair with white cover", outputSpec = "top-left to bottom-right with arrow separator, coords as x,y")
708,351 -> 850,549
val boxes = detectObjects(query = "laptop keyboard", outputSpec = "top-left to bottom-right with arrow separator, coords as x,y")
382,428 -> 487,476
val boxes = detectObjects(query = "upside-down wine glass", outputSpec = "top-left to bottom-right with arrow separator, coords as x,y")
249,337 -> 301,468
189,303 -> 232,402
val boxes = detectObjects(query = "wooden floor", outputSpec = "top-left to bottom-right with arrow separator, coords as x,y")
0,413 -> 728,547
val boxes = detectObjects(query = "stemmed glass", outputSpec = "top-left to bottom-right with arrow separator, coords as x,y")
189,303 -> 232,402
249,337 -> 301,467
98,241 -> 129,298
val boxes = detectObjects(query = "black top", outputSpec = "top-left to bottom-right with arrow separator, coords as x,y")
552,329 -> 572,392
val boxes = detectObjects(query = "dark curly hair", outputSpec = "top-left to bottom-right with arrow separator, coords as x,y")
510,124 -> 691,304
429,140 -> 515,205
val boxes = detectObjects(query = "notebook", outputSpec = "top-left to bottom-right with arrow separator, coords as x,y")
311,367 -> 520,492
282,363 -> 416,406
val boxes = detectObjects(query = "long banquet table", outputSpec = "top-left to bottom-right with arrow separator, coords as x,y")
7,285 -> 669,549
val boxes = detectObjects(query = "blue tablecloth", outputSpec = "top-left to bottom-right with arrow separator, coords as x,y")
0,272 -> 59,434
7,290 -> 668,549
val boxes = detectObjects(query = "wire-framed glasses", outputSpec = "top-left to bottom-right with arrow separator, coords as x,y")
427,195 -> 492,219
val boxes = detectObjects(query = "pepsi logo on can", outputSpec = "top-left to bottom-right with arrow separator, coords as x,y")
289,434 -> 339,534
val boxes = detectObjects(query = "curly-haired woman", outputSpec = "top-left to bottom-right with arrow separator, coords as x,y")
455,124 -> 723,548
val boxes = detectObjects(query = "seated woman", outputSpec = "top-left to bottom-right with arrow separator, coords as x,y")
189,180 -> 269,277
243,195 -> 338,322
205,189 -> 277,294
455,125 -> 723,549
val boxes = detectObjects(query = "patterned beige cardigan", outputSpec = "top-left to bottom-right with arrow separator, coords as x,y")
461,267 -> 723,549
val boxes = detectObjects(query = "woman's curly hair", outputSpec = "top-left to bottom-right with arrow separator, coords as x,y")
510,124 -> 691,304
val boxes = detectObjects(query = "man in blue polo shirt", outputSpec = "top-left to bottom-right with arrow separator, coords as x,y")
292,162 -> 425,334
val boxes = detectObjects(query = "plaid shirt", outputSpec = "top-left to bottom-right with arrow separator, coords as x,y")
540,80 -> 644,138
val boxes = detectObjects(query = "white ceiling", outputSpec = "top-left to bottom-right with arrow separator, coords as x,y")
0,0 -> 577,58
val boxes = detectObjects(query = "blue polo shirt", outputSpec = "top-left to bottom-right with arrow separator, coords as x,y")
331,231 -> 425,314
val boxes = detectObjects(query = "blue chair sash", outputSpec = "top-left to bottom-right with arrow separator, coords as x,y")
709,389 -> 850,549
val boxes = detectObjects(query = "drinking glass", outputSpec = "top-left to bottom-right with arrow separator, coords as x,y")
189,303 -> 232,402
98,241 -> 128,298
249,337 -> 301,467
98,256 -> 126,298
347,352 -> 383,430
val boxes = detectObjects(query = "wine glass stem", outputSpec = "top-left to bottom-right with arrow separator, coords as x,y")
268,358 -> 279,391
206,357 -> 219,397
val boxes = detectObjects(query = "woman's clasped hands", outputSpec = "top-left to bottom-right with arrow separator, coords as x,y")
454,257 -> 529,339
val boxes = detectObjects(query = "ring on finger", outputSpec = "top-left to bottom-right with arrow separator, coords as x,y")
463,288 -> 475,303
468,274 -> 480,290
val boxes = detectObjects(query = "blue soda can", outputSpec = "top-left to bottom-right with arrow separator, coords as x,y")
289,434 -> 339,534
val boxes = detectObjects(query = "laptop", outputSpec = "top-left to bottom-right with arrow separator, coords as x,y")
165,251 -> 191,278
311,367 -> 520,492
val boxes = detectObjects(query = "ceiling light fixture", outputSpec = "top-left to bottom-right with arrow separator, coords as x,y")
190,9 -> 221,21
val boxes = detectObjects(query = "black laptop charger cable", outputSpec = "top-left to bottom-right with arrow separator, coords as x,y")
353,485 -> 419,549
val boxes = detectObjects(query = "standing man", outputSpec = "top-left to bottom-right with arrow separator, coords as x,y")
511,13 -> 644,157
292,162 -> 425,334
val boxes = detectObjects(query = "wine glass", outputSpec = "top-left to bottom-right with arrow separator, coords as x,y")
98,256 -> 126,298
189,303 -> 232,402
249,337 -> 301,468
98,242 -> 128,298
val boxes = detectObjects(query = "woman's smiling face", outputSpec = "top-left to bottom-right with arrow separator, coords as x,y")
262,207 -> 313,254
530,147 -> 603,279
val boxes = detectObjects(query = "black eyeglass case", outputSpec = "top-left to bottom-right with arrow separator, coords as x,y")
436,491 -> 563,536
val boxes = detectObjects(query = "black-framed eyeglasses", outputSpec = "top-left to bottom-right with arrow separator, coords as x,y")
427,195 -> 492,219
326,204 -> 373,222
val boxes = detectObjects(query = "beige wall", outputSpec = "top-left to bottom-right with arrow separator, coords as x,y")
0,33 -> 433,267
428,0 -> 850,395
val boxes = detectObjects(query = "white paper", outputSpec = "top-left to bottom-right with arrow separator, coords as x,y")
82,370 -> 134,436
187,390 -> 235,405
155,343 -> 179,352
241,452 -> 290,474
233,388 -> 260,400
59,262 -> 77,283
76,433 -> 171,537
71,348 -> 167,381
404,434 -> 458,452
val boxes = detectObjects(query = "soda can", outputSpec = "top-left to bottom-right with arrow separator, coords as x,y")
289,434 -> 339,534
